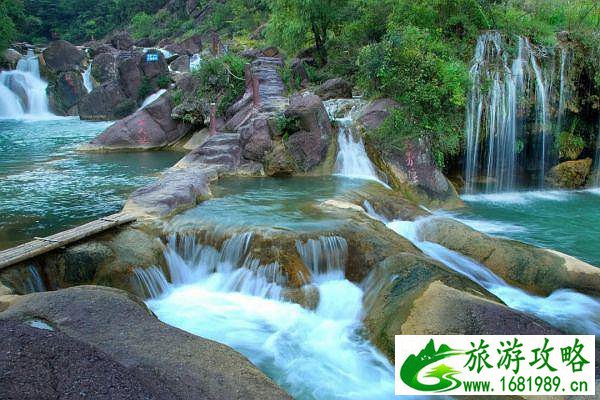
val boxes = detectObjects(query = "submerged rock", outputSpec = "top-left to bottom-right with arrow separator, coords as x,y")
545,158 -> 592,189
0,286 -> 291,400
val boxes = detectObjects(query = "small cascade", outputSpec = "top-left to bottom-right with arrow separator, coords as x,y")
0,49 -> 52,118
189,53 -> 202,71
138,89 -> 167,110
295,235 -> 348,280
594,121 -> 600,187
140,228 -> 396,398
82,63 -> 93,93
22,266 -> 46,293
324,99 -> 387,185
382,215 -> 600,335
135,232 -> 285,300
464,33 -> 563,193
556,47 -> 573,133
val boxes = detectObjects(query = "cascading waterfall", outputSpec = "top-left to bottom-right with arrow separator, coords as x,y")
82,63 -> 93,93
134,232 -> 398,399
556,47 -> 572,133
464,33 -> 562,193
138,89 -> 167,110
190,53 -> 202,71
379,215 -> 600,336
594,120 -> 600,187
324,99 -> 387,185
0,49 -> 52,118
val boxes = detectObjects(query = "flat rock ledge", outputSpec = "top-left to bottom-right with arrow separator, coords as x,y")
0,285 -> 291,400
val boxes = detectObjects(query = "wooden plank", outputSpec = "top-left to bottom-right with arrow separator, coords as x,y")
0,213 -> 136,270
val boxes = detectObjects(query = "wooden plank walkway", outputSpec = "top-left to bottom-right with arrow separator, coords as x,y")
0,212 -> 136,270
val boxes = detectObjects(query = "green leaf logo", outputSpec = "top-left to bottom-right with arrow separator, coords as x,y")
400,339 -> 464,392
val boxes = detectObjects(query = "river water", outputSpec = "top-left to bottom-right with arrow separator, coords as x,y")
0,118 -> 182,249
452,190 -> 600,267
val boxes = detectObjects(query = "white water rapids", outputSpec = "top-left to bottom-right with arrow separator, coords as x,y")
380,215 -> 600,336
136,233 -> 408,400
0,50 -> 53,119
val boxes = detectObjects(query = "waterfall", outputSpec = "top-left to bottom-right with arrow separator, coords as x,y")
190,53 -> 202,71
135,229 -> 396,399
295,235 -> 347,280
138,89 -> 167,110
22,266 -> 46,294
0,49 -> 52,119
82,63 -> 93,93
324,99 -> 387,185
594,121 -> 600,187
556,47 -> 572,134
464,33 -> 558,193
381,216 -> 600,336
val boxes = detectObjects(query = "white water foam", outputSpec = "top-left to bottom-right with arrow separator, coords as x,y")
138,89 -> 167,110
384,217 -> 600,336
461,190 -> 572,205
82,63 -> 93,93
0,50 -> 54,119
137,233 -> 399,399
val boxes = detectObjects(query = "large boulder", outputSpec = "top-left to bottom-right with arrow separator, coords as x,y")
359,98 -> 461,208
0,320 -> 178,399
283,94 -> 332,171
47,70 -> 86,115
178,35 -> 202,54
139,50 -> 168,82
240,116 -> 274,162
0,286 -> 291,400
2,48 -> 21,69
117,52 -> 144,99
110,31 -> 134,51
419,217 -> 600,297
41,40 -> 85,76
289,58 -> 309,88
170,54 -> 190,73
91,52 -> 118,84
546,158 -> 592,189
84,95 -> 192,150
363,254 -> 562,360
315,78 -> 353,100
78,81 -> 133,120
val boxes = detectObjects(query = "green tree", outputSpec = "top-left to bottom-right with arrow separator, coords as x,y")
266,0 -> 349,65
0,0 -> 24,55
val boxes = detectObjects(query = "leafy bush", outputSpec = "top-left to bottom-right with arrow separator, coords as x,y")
156,75 -> 171,89
276,114 -> 301,136
557,130 -> 586,160
137,77 -> 153,101
192,54 -> 247,116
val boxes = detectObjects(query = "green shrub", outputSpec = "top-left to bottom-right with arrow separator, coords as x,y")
557,130 -> 586,160
156,75 -> 171,89
137,77 -> 153,101
276,114 -> 301,136
192,54 -> 247,116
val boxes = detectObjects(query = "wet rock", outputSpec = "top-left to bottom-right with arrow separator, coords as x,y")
41,40 -> 85,75
419,217 -> 600,297
546,158 -> 592,189
357,98 -> 399,131
84,95 -> 192,150
179,133 -> 243,172
110,31 -> 134,51
315,78 -> 353,100
91,52 -> 118,84
78,81 -> 132,120
47,70 -> 86,115
170,54 -> 190,73
0,286 -> 292,400
363,254 -> 562,360
286,130 -> 329,172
